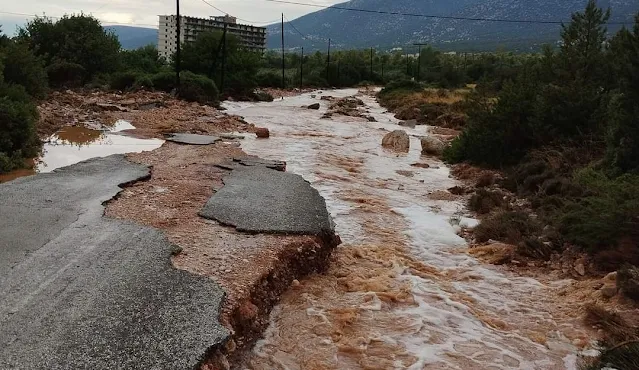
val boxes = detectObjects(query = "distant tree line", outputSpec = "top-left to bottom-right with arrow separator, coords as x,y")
0,13 -> 536,173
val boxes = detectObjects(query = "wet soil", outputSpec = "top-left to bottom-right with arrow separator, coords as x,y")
104,142 -> 340,367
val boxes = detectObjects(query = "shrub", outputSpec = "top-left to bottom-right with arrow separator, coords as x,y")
132,74 -> 153,90
1,42 -> 48,99
474,211 -> 541,244
0,84 -> 39,173
253,90 -> 274,102
379,79 -> 423,96
177,71 -> 219,104
151,71 -> 176,92
256,70 -> 283,88
109,71 -> 139,91
468,189 -> 505,214
558,168 -> 639,251
47,61 -> 85,88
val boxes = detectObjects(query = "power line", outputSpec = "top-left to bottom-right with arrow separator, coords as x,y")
283,14 -> 306,40
195,0 -> 279,25
262,0 -> 633,25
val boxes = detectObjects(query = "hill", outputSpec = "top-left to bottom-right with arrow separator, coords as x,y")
105,25 -> 158,50
266,0 -> 639,51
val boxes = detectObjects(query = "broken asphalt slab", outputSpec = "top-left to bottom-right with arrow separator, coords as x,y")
200,165 -> 334,236
0,155 -> 229,370
216,157 -> 286,172
165,133 -> 222,145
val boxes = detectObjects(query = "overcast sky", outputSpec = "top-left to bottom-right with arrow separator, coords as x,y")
1,0 -> 343,34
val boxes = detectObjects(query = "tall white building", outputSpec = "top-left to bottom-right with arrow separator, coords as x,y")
158,15 -> 267,61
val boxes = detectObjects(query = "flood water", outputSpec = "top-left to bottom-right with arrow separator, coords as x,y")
0,120 -> 163,183
224,90 -> 591,369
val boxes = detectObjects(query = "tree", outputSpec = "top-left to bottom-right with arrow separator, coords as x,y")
180,31 -> 260,95
533,0 -> 611,140
1,41 -> 48,99
605,14 -> 639,174
18,15 -> 121,83
120,45 -> 165,74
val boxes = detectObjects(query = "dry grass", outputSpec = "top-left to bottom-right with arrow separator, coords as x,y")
581,304 -> 639,370
584,304 -> 638,344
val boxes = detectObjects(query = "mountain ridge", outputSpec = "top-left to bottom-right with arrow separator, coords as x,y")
266,0 -> 638,51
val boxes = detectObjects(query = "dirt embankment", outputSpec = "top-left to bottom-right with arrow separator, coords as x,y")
37,89 -> 256,140
376,87 -> 639,359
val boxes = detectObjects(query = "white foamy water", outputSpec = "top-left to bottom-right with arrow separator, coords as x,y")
224,90 -> 589,369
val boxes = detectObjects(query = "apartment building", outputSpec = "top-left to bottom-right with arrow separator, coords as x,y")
158,15 -> 267,60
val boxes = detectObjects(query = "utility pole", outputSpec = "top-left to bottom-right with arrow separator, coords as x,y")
175,0 -> 181,89
405,51 -> 410,77
220,22 -> 227,92
370,47 -> 374,80
300,47 -> 304,88
414,43 -> 428,81
326,38 -> 331,85
281,13 -> 285,88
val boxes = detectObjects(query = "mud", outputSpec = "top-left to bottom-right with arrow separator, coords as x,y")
104,142 -> 340,367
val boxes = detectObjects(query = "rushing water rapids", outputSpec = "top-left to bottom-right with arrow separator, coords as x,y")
224,89 -> 593,370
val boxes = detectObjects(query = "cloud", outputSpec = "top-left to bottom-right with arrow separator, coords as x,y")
1,0 -> 345,30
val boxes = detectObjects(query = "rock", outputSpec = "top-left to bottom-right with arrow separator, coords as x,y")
255,128 -> 270,138
617,265 -> 639,301
600,285 -> 618,299
435,112 -> 468,129
307,103 -> 320,110
396,170 -> 414,178
604,271 -> 617,282
366,116 -> 377,122
420,136 -> 446,156
320,95 -> 334,101
448,186 -> 466,195
411,162 -> 430,169
381,130 -> 410,152
574,262 -> 586,276
399,120 -> 417,129
92,102 -> 129,112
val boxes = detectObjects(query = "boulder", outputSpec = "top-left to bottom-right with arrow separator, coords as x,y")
420,136 -> 445,155
255,128 -> 270,138
381,130 -> 410,152
600,285 -> 618,299
307,103 -> 320,110
617,265 -> 639,300
399,120 -> 417,129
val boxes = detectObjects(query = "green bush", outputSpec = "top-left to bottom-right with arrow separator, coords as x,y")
253,90 -> 274,102
47,61 -> 85,88
0,84 -> 40,173
256,70 -> 283,88
474,211 -> 541,244
109,71 -> 139,91
379,79 -> 424,96
468,189 -> 505,214
1,42 -> 48,99
132,74 -> 153,90
151,71 -> 176,92
177,71 -> 219,104
558,168 -> 639,251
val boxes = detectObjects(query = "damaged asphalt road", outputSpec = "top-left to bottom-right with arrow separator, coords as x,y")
0,155 -> 229,370
200,165 -> 334,236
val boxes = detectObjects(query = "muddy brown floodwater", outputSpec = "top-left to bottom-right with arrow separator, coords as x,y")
224,89 -> 595,370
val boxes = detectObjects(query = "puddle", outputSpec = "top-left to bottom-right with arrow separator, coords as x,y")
224,90 -> 591,369
0,120 -> 163,183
